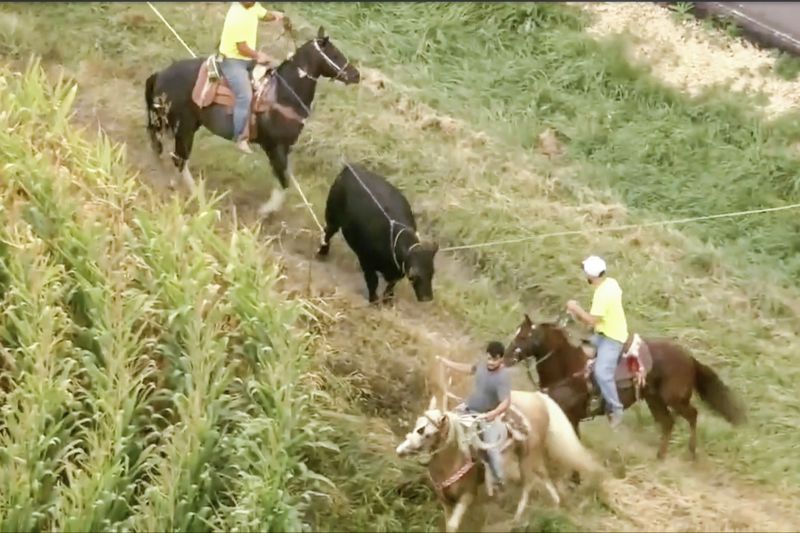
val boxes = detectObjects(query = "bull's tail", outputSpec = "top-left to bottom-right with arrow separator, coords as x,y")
145,72 -> 164,155
693,357 -> 747,426
540,393 -> 603,478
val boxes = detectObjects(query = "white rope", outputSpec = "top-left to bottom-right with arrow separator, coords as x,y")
146,2 -> 197,58
145,2 -> 324,233
439,202 -> 800,252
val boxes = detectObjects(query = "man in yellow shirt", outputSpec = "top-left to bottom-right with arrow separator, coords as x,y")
566,255 -> 628,429
218,2 -> 286,154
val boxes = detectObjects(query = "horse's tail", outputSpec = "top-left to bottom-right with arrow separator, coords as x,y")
144,72 -> 163,155
540,393 -> 603,477
693,357 -> 747,426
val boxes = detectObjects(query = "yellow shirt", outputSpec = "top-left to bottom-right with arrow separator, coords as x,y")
219,2 -> 268,60
590,277 -> 629,343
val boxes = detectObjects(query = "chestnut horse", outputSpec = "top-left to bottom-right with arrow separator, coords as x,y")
503,314 -> 746,460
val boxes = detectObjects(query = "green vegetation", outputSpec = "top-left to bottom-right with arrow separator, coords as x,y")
1,2 -> 799,531
0,60 -> 437,531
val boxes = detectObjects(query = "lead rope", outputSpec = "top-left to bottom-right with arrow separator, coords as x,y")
343,161 -> 419,274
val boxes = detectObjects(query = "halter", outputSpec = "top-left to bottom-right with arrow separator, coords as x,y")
344,162 -> 422,275
313,38 -> 351,82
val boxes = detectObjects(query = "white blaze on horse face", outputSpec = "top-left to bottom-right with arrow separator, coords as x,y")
396,411 -> 442,456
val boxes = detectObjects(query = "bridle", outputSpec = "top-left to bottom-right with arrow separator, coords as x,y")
273,37 -> 353,120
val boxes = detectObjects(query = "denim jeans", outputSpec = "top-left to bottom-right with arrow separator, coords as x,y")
219,58 -> 252,140
455,404 -> 505,483
591,333 -> 624,415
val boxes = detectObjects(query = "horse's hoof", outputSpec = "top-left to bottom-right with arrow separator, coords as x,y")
317,244 -> 330,259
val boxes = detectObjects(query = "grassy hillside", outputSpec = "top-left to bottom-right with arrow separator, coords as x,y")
1,2 -> 800,531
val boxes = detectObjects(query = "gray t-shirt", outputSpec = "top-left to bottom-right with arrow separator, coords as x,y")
465,360 -> 512,413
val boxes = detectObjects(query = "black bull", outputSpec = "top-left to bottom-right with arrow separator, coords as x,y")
318,163 -> 439,304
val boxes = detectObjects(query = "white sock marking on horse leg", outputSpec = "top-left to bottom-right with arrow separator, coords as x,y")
514,482 -> 533,521
544,478 -> 560,506
446,494 -> 472,533
181,165 -> 196,193
258,188 -> 286,217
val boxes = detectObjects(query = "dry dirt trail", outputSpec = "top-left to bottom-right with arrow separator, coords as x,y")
30,30 -> 800,529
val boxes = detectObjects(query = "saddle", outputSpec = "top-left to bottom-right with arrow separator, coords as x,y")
190,55 -> 304,141
470,405 -> 530,497
581,333 -> 653,393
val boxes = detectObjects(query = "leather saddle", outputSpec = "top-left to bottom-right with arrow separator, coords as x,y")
581,333 -> 654,393
190,55 -> 303,140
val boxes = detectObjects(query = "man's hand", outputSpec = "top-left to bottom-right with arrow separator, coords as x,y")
566,299 -> 582,315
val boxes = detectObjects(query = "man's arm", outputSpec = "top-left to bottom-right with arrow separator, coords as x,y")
436,356 -> 476,375
483,397 -> 511,422
567,300 -> 600,328
262,10 -> 284,22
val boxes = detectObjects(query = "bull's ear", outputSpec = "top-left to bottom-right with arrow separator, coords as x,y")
524,313 -> 533,326
430,241 -> 439,254
317,25 -> 326,39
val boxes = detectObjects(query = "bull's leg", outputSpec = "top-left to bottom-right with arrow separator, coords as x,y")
317,216 -> 340,258
446,492 -> 473,533
359,263 -> 380,304
382,279 -> 399,303
259,144 -> 289,218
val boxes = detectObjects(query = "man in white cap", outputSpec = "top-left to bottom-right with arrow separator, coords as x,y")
565,255 -> 628,429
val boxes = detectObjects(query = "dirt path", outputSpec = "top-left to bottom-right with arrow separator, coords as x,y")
34,49 -> 800,531
581,2 -> 800,119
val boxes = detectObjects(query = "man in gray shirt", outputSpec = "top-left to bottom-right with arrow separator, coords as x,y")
437,341 -> 512,491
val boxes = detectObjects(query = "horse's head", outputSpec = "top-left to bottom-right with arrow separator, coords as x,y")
504,314 -> 567,367
295,26 -> 360,85
396,396 -> 448,457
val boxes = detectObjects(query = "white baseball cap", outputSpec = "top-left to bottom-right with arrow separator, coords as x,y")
582,255 -> 607,278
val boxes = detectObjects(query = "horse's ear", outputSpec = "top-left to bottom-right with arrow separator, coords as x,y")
523,313 -> 533,326
317,25 -> 327,39
428,395 -> 437,411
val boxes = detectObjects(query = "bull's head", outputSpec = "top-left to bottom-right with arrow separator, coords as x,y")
406,240 -> 439,302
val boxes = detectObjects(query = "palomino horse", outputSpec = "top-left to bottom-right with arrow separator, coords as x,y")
396,392 -> 601,532
144,26 -> 360,216
504,314 -> 747,460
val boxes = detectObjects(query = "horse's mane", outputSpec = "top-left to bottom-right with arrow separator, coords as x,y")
276,38 -> 317,74
441,411 -> 480,456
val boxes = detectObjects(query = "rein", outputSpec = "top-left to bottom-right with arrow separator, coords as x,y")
343,161 -> 421,275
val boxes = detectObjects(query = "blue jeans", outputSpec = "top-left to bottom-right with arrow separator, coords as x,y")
219,58 -> 252,140
455,404 -> 505,483
591,333 -> 624,415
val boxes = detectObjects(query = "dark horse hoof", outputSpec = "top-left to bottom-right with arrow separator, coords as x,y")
317,244 -> 330,259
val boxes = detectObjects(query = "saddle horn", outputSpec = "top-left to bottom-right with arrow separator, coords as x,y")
555,310 -> 571,328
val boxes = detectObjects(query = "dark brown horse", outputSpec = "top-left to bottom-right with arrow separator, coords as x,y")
503,314 -> 746,460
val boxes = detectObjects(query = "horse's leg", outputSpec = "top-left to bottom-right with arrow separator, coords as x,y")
530,447 -> 560,508
672,400 -> 699,460
446,492 -> 473,533
258,143 -> 290,218
171,116 -> 199,193
644,392 -> 675,460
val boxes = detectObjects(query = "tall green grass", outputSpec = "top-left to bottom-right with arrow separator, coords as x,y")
0,59 -> 431,532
